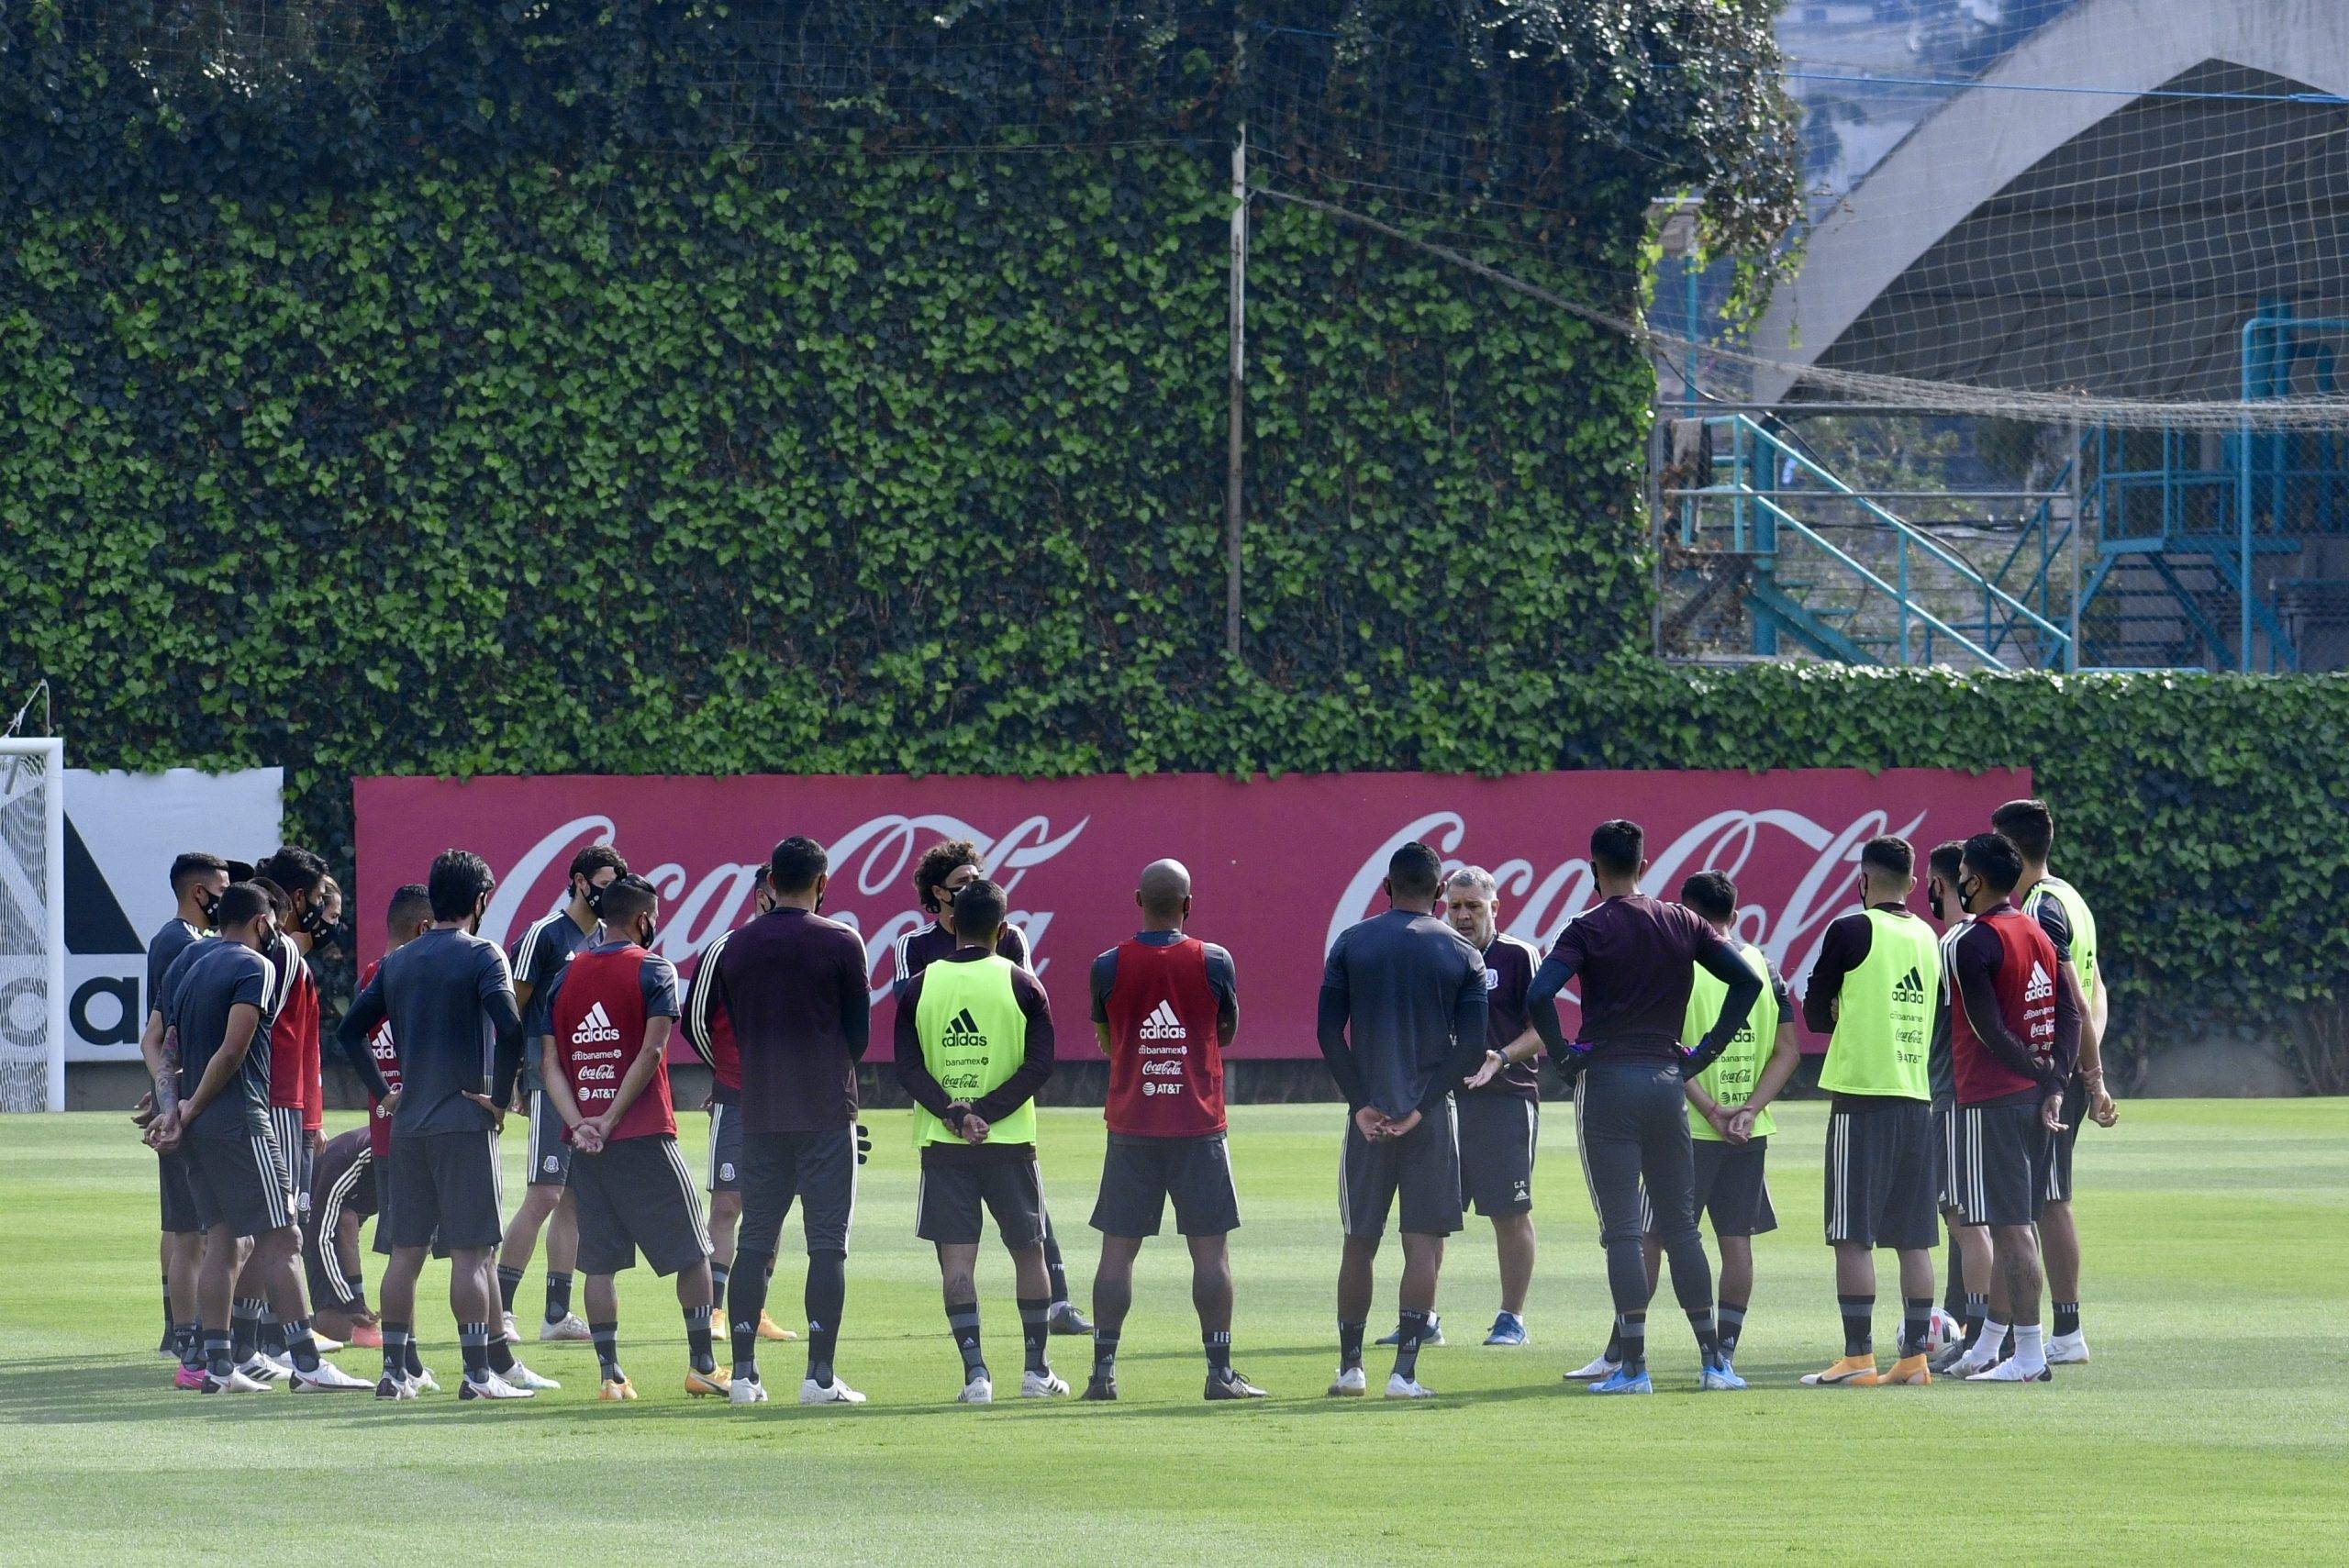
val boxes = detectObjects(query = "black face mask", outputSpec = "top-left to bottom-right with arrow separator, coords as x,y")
1929,886 -> 1947,922
584,879 -> 608,917
640,917 -> 659,949
299,899 -> 336,939
1958,874 -> 1983,914
196,887 -> 222,924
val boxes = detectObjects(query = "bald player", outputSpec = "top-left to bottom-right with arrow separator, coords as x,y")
1083,860 -> 1263,1401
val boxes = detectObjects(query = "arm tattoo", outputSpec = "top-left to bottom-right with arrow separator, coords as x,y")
153,1026 -> 181,1118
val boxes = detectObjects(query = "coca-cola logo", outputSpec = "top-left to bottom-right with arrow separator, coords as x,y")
481,811 -> 1091,1004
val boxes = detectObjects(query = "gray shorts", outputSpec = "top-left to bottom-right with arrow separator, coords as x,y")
570,1135 -> 713,1276
1340,1097 -> 1463,1239
707,1099 -> 744,1194
186,1124 -> 295,1239
1824,1098 -> 1938,1251
1456,1092 -> 1537,1218
917,1154 -> 1043,1250
382,1130 -> 503,1251
1645,1135 -> 1776,1239
738,1125 -> 858,1255
1091,1132 -> 1240,1238
526,1089 -> 572,1186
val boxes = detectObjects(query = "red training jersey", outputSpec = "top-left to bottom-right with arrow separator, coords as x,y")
1952,907 -> 2061,1105
1102,936 -> 1227,1137
359,959 -> 403,1159
551,942 -> 680,1142
270,960 -> 319,1117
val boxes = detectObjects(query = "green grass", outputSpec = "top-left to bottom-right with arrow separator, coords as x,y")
4,1100 -> 2343,1565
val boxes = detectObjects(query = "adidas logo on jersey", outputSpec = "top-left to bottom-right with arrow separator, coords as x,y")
2024,962 -> 2054,1003
1138,1000 -> 1188,1041
572,1001 -> 622,1044
941,1008 -> 987,1051
1891,966 -> 1927,1005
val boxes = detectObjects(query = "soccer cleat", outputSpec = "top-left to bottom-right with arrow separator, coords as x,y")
349,1322 -> 384,1349
308,1331 -> 344,1354
291,1360 -> 373,1392
1930,1340 -> 1976,1375
1698,1354 -> 1748,1392
1081,1374 -> 1118,1402
1483,1313 -> 1529,1347
1047,1302 -> 1095,1336
1384,1373 -> 1436,1399
801,1377 -> 866,1406
540,1312 -> 592,1343
1206,1369 -> 1269,1400
755,1311 -> 797,1342
1800,1355 -> 1882,1386
458,1372 -> 533,1400
956,1374 -> 994,1405
1942,1343 -> 2003,1380
1879,1353 -> 1933,1386
173,1364 -> 208,1391
1966,1358 -> 2053,1383
411,1366 -> 442,1394
1020,1369 -> 1070,1398
1587,1365 -> 1653,1395
1376,1314 -> 1442,1347
237,1353 -> 285,1384
728,1377 -> 769,1405
502,1362 -> 561,1392
373,1373 -> 417,1400
500,1310 -> 520,1344
1327,1365 -> 1368,1397
1565,1352 -> 1621,1381
1927,1308 -> 1963,1354
596,1377 -> 638,1402
203,1367 -> 272,1394
2046,1330 -> 2090,1365
685,1367 -> 733,1398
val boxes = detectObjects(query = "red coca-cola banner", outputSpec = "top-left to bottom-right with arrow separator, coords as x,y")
353,768 -> 2027,1060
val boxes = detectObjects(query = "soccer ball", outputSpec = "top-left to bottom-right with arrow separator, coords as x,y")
1926,1307 -> 1962,1353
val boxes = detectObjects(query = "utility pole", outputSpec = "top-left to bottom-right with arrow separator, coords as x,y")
1226,110 -> 1248,662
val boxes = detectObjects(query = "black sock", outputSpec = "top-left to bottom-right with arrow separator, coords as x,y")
1392,1309 -> 1431,1382
496,1263 -> 524,1316
805,1249 -> 845,1387
382,1323 -> 411,1382
1204,1329 -> 1231,1376
1094,1330 -> 1120,1380
1942,1256 -> 1967,1320
1616,1312 -> 1647,1373
1899,1297 -> 1933,1357
1339,1318 -> 1366,1372
284,1316 -> 321,1374
1018,1296 -> 1051,1376
2053,1300 -> 2080,1337
204,1329 -> 233,1380
162,1273 -> 173,1335
1041,1215 -> 1070,1307
1717,1301 -> 1748,1357
1962,1293 -> 1987,1343
1839,1294 -> 1875,1360
545,1271 -> 573,1326
260,1314 -> 288,1356
684,1304 -> 716,1375
1604,1324 -> 1624,1363
485,1331 -> 517,1375
230,1298 -> 264,1362
593,1321 -> 622,1383
405,1336 -> 426,1378
459,1322 -> 492,1382
710,1262 -> 731,1307
947,1299 -> 986,1383
176,1321 -> 203,1370
729,1247 -> 775,1380
1686,1306 -> 1720,1359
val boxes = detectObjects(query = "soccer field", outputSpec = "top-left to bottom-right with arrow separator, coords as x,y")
3,1099 -> 2343,1565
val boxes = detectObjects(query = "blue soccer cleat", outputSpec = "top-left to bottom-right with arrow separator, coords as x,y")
1698,1353 -> 1747,1392
1588,1364 -> 1653,1395
1483,1313 -> 1528,1347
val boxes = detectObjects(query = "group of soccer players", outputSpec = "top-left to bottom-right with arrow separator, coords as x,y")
132,794 -> 2111,1403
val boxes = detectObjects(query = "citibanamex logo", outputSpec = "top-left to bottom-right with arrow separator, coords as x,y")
479,812 -> 1090,1004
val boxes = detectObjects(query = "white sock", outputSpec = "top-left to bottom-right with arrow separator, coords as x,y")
1972,1318 -> 2009,1358
2010,1324 -> 2046,1371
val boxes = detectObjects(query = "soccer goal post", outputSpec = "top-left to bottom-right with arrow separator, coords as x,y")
0,738 -> 66,1112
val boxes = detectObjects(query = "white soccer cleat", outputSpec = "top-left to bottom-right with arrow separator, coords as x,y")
1020,1370 -> 1070,1399
1385,1373 -> 1436,1399
458,1372 -> 534,1400
802,1376 -> 867,1406
1326,1365 -> 1368,1397
540,1312 -> 592,1343
236,1354 -> 286,1385
1564,1354 -> 1621,1381
500,1311 -> 520,1344
729,1377 -> 770,1405
411,1366 -> 441,1394
1965,1358 -> 2052,1383
203,1367 -> 272,1394
500,1361 -> 560,1391
2046,1330 -> 2090,1364
956,1374 -> 995,1405
291,1360 -> 373,1392
308,1331 -> 345,1354
373,1373 -> 417,1400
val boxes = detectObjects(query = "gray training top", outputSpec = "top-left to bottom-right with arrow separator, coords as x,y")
340,926 -> 520,1138
162,938 -> 280,1140
1317,908 -> 1490,1118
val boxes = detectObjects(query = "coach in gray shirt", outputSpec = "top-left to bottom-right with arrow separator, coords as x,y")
1317,840 -> 1491,1400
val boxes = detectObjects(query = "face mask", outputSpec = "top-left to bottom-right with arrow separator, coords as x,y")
583,878 -> 607,916
1929,887 -> 1947,922
196,887 -> 222,924
640,917 -> 660,949
299,899 -> 335,939
1958,874 -> 1982,914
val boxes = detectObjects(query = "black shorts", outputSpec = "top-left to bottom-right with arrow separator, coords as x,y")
269,1106 -> 307,1217
1824,1098 -> 1937,1251
1648,1136 -> 1776,1239
381,1130 -> 504,1251
2042,1079 -> 2087,1205
185,1126 -> 295,1239
1091,1132 -> 1241,1238
1949,1099 -> 2049,1229
1457,1093 -> 1538,1218
707,1101 -> 744,1195
526,1089 -> 572,1186
1340,1097 -> 1463,1239
738,1125 -> 859,1256
303,1149 -> 376,1312
570,1135 -> 713,1277
1933,1102 -> 1961,1211
917,1153 -> 1044,1249
158,1148 -> 203,1234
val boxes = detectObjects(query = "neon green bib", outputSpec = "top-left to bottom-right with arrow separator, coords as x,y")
1818,909 -> 1938,1101
2029,877 -> 2099,1009
1682,940 -> 1779,1140
912,954 -> 1038,1149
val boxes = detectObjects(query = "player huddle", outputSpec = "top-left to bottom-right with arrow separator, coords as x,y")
132,795 -> 2112,1403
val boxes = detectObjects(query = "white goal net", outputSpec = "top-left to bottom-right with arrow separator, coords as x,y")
0,739 -> 65,1112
